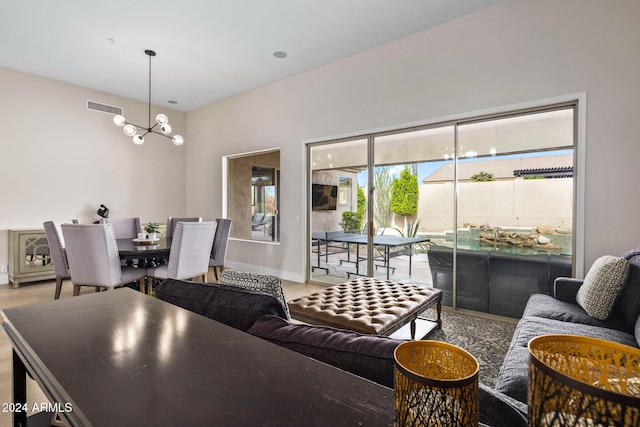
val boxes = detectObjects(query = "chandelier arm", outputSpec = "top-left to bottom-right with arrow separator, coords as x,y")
150,130 -> 176,140
125,122 -> 150,132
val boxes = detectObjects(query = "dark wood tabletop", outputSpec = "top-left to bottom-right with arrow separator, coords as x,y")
2,289 -> 394,426
117,237 -> 171,260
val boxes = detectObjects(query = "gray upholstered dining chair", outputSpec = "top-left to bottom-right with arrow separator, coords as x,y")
105,217 -> 142,239
43,219 -> 79,299
61,223 -> 147,295
146,221 -> 217,293
209,218 -> 232,281
165,216 -> 202,239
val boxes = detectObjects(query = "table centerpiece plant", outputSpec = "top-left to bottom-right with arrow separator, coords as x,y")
144,222 -> 160,240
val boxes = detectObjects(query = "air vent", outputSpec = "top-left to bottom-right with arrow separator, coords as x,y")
87,100 -> 122,115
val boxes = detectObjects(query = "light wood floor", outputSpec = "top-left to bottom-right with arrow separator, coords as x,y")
0,272 -> 326,427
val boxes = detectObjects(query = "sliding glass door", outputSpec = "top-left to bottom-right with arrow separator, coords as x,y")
308,104 -> 576,318
371,126 -> 455,284
453,108 -> 574,317
309,138 -> 368,284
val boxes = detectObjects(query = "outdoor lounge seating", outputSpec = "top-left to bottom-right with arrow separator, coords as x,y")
251,213 -> 270,230
427,246 -> 490,313
427,245 -> 572,318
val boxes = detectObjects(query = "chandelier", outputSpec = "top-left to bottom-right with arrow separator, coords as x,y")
112,49 -> 184,146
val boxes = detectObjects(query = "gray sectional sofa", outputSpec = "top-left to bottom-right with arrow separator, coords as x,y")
154,250 -> 640,425
494,253 -> 640,405
155,278 -> 528,427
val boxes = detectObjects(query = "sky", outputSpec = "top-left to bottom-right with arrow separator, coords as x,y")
357,149 -> 573,187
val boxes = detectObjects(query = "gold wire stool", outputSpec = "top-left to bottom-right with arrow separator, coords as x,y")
529,334 -> 640,426
394,340 -> 479,426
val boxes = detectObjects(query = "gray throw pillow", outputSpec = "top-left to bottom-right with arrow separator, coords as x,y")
576,256 -> 629,320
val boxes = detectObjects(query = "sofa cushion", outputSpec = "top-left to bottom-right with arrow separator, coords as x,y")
247,314 -> 403,388
576,255 -> 629,320
495,315 -> 638,403
479,384 -> 527,427
524,293 -> 632,333
155,279 -> 287,331
495,345 -> 531,404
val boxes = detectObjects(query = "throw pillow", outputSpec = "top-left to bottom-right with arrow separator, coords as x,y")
576,256 -> 629,320
220,269 -> 290,319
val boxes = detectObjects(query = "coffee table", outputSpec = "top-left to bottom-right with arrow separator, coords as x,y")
2,289 -> 393,426
288,277 -> 442,340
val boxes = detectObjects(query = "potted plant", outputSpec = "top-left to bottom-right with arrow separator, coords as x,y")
340,211 -> 363,232
144,222 -> 160,240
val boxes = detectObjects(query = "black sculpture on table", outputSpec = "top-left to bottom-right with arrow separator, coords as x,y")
93,204 -> 110,224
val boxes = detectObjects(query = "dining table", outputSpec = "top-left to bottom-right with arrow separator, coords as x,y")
3,289 -> 394,426
117,237 -> 171,268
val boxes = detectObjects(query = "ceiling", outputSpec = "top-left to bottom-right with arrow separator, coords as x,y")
0,0 -> 505,112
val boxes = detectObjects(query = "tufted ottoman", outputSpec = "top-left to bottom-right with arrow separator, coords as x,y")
287,277 -> 442,340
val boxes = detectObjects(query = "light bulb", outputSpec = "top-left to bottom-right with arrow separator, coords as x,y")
133,135 -> 144,145
172,135 -> 184,146
155,114 -> 168,125
123,124 -> 137,136
113,115 -> 126,127
160,124 -> 172,135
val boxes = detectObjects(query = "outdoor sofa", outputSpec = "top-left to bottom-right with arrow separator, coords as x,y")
427,245 -> 572,317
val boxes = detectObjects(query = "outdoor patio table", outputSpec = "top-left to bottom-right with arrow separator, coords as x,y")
312,233 -> 429,280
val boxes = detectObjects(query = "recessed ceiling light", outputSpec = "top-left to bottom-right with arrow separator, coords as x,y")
273,51 -> 287,59
168,100 -> 178,104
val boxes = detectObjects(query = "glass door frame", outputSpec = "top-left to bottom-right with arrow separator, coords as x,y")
306,95 -> 586,286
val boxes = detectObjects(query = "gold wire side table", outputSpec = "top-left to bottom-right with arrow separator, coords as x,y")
394,340 -> 479,426
528,334 -> 640,426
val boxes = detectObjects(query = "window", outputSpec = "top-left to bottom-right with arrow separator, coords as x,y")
338,177 -> 352,208
308,101 -> 580,318
226,150 -> 280,242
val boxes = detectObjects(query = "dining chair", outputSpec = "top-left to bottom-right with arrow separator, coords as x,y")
43,219 -> 79,299
165,216 -> 202,239
146,221 -> 217,293
209,218 -> 232,281
105,217 -> 142,239
61,223 -> 147,295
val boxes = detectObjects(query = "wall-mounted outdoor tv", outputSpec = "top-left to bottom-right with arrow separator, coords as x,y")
312,183 -> 338,211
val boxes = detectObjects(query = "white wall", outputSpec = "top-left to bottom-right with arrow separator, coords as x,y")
420,179 -> 573,232
186,0 -> 640,282
3,0 -> 638,286
0,67 -> 187,285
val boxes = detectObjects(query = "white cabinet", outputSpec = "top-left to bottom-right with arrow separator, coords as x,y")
8,229 -> 55,287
